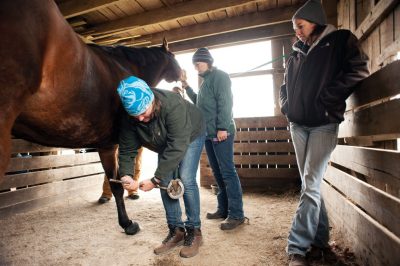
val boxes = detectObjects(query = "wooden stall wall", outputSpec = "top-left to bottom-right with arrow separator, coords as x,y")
338,0 -> 400,73
0,139 -> 104,217
200,116 -> 300,192
322,60 -> 400,265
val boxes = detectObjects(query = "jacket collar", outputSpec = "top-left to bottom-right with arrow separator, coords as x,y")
292,24 -> 337,55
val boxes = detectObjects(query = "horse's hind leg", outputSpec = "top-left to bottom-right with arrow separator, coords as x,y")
97,146 -> 140,235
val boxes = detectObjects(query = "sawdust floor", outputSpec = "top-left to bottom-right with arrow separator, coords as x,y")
0,152 -> 358,266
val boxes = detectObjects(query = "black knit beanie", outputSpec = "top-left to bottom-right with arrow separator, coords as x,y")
192,47 -> 214,64
292,0 -> 327,25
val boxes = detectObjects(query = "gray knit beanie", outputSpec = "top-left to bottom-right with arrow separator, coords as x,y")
292,0 -> 327,25
192,47 -> 214,65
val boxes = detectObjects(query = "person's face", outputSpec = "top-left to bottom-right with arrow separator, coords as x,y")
293,18 -> 317,43
193,61 -> 209,74
133,101 -> 154,122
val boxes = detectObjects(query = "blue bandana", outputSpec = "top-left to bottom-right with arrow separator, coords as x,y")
117,76 -> 154,116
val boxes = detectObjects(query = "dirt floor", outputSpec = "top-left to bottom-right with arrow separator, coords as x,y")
0,152 -> 359,266
0,188 -> 359,266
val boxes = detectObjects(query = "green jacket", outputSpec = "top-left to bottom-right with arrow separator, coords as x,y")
186,67 -> 236,139
118,88 -> 205,179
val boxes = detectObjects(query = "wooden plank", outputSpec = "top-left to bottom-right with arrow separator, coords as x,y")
201,167 -> 299,179
377,38 -> 400,66
169,22 -> 293,52
10,139 -> 63,154
0,163 -> 104,191
325,165 -> 400,237
235,130 -> 291,141
355,0 -> 398,41
119,5 -> 299,46
322,181 -> 400,266
346,60 -> 400,110
233,154 -> 297,165
58,0 -> 119,19
330,145 -> 400,197
235,116 -> 288,128
0,174 -> 103,217
229,68 -> 285,78
340,98 -> 400,138
200,154 -> 296,165
82,0 -> 260,36
6,152 -> 100,172
234,142 -> 294,153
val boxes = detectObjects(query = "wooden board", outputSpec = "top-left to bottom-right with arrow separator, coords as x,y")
235,130 -> 291,141
322,181 -> 400,266
0,163 -> 104,191
346,60 -> 400,110
340,98 -> 400,139
6,152 -> 100,172
234,142 -> 295,153
329,145 -> 400,197
325,165 -> 400,237
201,167 -> 299,179
235,116 -> 288,128
0,174 -> 103,217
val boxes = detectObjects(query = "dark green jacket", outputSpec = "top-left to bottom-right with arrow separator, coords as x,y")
186,67 -> 236,139
118,88 -> 205,179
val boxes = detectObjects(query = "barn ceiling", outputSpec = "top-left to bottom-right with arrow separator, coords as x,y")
55,0 -> 315,52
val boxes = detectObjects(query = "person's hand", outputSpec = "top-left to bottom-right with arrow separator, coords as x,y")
217,130 -> 228,142
180,70 -> 189,89
139,179 -> 156,192
121,175 -> 138,191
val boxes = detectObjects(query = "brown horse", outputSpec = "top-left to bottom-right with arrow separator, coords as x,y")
0,0 -> 181,235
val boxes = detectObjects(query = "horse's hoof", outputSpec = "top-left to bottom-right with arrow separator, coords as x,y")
124,221 -> 140,235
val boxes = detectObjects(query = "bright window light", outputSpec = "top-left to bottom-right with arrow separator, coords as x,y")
158,40 -> 275,118
397,51 -> 400,60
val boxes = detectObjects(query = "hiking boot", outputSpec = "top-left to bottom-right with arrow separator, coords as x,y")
206,210 -> 227,220
180,227 -> 203,258
98,196 -> 111,204
288,254 -> 308,266
220,217 -> 246,230
154,225 -> 185,255
127,193 -> 140,200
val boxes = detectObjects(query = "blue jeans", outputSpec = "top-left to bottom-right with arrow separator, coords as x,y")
159,132 -> 205,229
204,134 -> 244,219
287,122 -> 338,256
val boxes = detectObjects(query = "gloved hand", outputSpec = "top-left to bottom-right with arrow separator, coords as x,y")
121,175 -> 138,191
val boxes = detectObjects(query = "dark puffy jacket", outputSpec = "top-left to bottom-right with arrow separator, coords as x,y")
118,88 -> 205,179
280,25 -> 369,126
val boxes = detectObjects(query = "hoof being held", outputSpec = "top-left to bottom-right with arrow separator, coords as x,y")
125,221 -> 140,235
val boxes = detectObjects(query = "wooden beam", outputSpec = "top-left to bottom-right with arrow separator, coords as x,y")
82,0 -> 261,36
96,5 -> 300,46
168,22 -> 294,53
355,0 -> 399,41
58,0 -> 119,19
378,38 -> 400,66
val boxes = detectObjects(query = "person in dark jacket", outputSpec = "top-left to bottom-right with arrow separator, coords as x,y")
181,48 -> 246,230
116,76 -> 206,258
279,1 -> 369,265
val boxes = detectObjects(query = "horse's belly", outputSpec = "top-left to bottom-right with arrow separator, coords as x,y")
13,110 -> 117,148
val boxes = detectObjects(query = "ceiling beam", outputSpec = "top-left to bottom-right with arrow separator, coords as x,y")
59,0 -> 120,19
168,22 -> 294,53
81,0 -> 259,36
98,5 -> 300,46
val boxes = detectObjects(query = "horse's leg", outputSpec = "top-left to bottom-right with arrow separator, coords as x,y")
97,146 -> 140,235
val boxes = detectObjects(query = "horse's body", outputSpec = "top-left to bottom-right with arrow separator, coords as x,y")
0,0 -> 181,234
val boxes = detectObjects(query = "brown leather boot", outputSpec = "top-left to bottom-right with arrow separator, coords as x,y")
154,225 -> 185,255
179,227 -> 203,258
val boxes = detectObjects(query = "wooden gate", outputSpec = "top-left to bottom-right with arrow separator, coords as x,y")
200,116 -> 300,191
0,139 -> 104,217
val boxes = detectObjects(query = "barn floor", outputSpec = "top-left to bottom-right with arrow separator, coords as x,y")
0,152 -> 358,266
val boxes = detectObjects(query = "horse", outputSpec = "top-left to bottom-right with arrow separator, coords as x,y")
0,0 -> 181,235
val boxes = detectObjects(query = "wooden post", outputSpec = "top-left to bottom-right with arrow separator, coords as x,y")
271,39 -> 285,116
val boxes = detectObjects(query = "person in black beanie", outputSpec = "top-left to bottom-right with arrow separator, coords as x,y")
280,1 -> 369,265
181,47 -> 247,230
